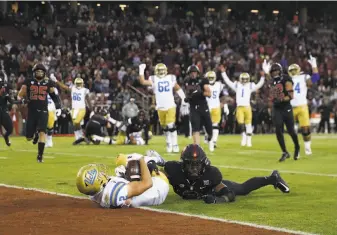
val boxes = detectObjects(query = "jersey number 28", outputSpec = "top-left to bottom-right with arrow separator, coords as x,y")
158,81 -> 170,92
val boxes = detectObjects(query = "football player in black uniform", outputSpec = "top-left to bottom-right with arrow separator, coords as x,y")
164,144 -> 290,204
184,65 -> 213,151
17,64 -> 62,163
267,63 -> 300,162
0,71 -> 13,146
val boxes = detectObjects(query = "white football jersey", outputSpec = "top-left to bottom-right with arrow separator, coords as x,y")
149,74 -> 176,110
207,81 -> 224,109
47,88 -> 59,111
71,87 -> 89,109
291,74 -> 310,107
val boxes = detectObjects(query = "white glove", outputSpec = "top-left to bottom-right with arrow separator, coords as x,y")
115,121 -> 123,128
56,109 -> 62,117
139,64 -> 146,76
120,124 -> 127,132
50,73 -> 57,82
308,55 -> 317,68
262,59 -> 271,74
89,111 -> 95,118
223,104 -> 229,116
145,150 -> 166,167
115,165 -> 126,177
127,153 -> 144,162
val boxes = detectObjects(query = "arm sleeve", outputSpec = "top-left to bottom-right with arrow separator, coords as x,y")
221,72 -> 237,91
49,91 -> 61,109
251,77 -> 265,92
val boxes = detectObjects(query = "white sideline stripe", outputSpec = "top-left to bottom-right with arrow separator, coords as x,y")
0,183 -> 318,235
217,165 -> 337,178
0,157 -> 8,159
9,149 -> 337,177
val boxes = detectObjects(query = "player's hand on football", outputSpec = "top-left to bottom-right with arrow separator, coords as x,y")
308,55 -> 317,68
139,64 -> 146,76
115,165 -> 126,177
262,59 -> 271,74
50,73 -> 57,82
127,153 -> 144,162
56,109 -> 62,117
146,150 -> 166,167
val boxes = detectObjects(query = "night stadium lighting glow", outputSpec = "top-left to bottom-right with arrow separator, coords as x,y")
251,9 -> 259,13
273,10 -> 279,14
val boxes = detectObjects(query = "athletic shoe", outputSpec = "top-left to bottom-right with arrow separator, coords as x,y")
271,170 -> 290,193
279,152 -> 290,162
4,135 -> 11,146
37,155 -> 43,163
294,146 -> 300,160
33,132 -> 39,145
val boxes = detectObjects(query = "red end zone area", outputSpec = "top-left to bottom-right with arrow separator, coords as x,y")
0,187 -> 291,235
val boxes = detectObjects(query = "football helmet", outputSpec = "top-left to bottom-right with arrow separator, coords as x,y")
205,71 -> 216,85
187,65 -> 200,74
138,109 -> 146,122
288,64 -> 301,77
76,164 -> 109,196
154,63 -> 168,78
180,144 -> 210,181
32,63 -> 47,80
116,154 -> 127,167
239,73 -> 250,84
74,77 -> 84,88
270,63 -> 283,79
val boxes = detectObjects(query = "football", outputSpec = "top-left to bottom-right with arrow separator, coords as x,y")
125,160 -> 141,181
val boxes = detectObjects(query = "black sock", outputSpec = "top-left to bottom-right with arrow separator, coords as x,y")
38,142 -> 45,156
276,129 -> 287,152
288,130 -> 300,149
240,177 -> 274,195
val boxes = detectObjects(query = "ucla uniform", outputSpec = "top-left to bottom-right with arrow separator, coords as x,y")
47,88 -> 58,129
207,81 -> 224,124
71,86 -> 89,125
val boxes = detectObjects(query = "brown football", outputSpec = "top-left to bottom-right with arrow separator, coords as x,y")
125,160 -> 141,181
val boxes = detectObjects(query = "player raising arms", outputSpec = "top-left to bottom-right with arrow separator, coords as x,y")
204,71 -> 229,150
50,75 -> 92,144
17,64 -> 62,163
219,64 -> 265,147
138,63 -> 187,153
288,56 -> 320,155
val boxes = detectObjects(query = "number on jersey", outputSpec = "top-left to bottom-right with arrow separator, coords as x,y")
294,83 -> 300,94
212,91 -> 218,99
158,81 -> 170,92
72,92 -> 82,101
241,88 -> 244,97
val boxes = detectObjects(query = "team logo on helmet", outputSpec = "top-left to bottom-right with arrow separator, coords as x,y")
154,63 -> 168,78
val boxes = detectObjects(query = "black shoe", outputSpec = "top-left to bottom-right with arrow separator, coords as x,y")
4,135 -> 11,146
279,152 -> 290,162
33,133 -> 39,145
37,155 -> 43,163
294,146 -> 300,160
271,170 -> 290,193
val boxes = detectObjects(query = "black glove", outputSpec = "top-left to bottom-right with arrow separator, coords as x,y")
203,194 -> 216,204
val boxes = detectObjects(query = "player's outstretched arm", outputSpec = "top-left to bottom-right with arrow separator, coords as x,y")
50,74 -> 71,92
173,83 -> 187,104
138,64 -> 152,86
307,55 -> 320,83
219,65 -> 237,92
17,84 -> 27,100
251,72 -> 266,92
49,87 -> 61,110
127,155 -> 153,198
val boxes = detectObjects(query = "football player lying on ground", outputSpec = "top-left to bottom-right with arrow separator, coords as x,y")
92,109 -> 151,145
163,144 -> 290,203
76,153 -> 168,208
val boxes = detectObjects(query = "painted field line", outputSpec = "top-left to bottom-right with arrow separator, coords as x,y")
217,165 -> 337,177
0,157 -> 8,159
0,183 -> 318,235
9,149 -> 337,178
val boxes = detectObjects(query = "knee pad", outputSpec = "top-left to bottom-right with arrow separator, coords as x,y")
47,128 -> 53,136
302,128 -> 311,141
167,123 -> 176,132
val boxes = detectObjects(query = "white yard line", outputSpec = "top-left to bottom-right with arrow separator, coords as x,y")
0,183 -> 318,235
7,149 -> 337,178
0,157 -> 8,159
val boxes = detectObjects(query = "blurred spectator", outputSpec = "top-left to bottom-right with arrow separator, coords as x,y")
317,99 -> 333,133
122,97 -> 139,119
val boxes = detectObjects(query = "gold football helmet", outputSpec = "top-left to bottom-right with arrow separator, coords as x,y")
288,64 -> 301,77
74,77 -> 84,88
205,71 -> 216,85
239,73 -> 250,84
154,63 -> 168,78
76,164 -> 109,196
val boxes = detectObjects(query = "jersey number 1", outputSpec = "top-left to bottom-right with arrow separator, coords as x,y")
241,88 -> 244,97
294,83 -> 300,94
30,85 -> 48,101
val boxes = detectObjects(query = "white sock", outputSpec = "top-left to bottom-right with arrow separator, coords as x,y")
74,131 -> 79,140
171,130 -> 178,146
245,124 -> 252,145
304,141 -> 311,149
212,128 -> 219,143
164,131 -> 171,146
48,135 -> 53,145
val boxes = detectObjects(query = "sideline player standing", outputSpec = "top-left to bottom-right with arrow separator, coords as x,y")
184,65 -> 213,151
288,55 -> 319,155
50,75 -> 92,144
267,63 -> 300,162
0,71 -> 13,146
138,63 -> 187,153
17,64 -> 62,162
220,64 -> 265,147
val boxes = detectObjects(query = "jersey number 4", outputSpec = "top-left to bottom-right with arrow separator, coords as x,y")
30,85 -> 48,101
158,81 -> 170,92
294,83 -> 300,94
72,93 -> 82,101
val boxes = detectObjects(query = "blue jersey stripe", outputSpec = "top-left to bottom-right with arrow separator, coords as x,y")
109,182 -> 126,207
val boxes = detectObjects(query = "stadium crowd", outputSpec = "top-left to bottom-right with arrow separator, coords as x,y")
0,2 -> 336,137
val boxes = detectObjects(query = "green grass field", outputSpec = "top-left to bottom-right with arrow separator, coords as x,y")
1,134 -> 336,235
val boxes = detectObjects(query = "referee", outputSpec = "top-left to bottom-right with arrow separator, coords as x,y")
184,65 -> 213,151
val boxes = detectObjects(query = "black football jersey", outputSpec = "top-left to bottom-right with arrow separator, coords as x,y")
90,114 -> 108,127
24,78 -> 55,111
0,83 -> 12,110
164,161 -> 222,199
127,117 -> 149,133
270,75 -> 293,108
184,77 -> 209,106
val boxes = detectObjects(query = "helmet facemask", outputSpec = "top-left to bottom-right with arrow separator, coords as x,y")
182,159 -> 205,181
155,64 -> 168,78
35,69 -> 45,80
206,71 -> 216,85
288,64 -> 301,77
239,73 -> 250,84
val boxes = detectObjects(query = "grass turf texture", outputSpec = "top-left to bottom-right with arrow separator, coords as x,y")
0,134 -> 336,235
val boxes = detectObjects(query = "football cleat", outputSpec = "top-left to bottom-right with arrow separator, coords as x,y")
294,146 -> 300,160
209,141 -> 214,152
271,170 -> 290,193
37,155 -> 43,163
4,135 -> 11,146
173,145 -> 180,153
166,144 -> 173,153
279,152 -> 290,162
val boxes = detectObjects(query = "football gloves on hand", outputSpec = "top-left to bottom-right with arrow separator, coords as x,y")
308,55 -> 317,68
262,59 -> 272,75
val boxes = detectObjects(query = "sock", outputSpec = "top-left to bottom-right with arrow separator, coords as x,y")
74,131 -> 79,140
275,128 -> 287,152
38,142 -> 45,156
288,130 -> 300,149
171,130 -> 178,146
164,129 -> 171,147
212,128 -> 219,143
241,132 -> 247,144
245,124 -> 252,145
304,140 -> 311,149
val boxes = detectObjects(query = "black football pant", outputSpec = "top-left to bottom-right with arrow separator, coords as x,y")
74,120 -> 103,145
181,115 -> 190,137
317,118 -> 331,133
272,106 -> 299,153
0,109 -> 13,138
190,104 -> 212,141
223,175 -> 276,196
